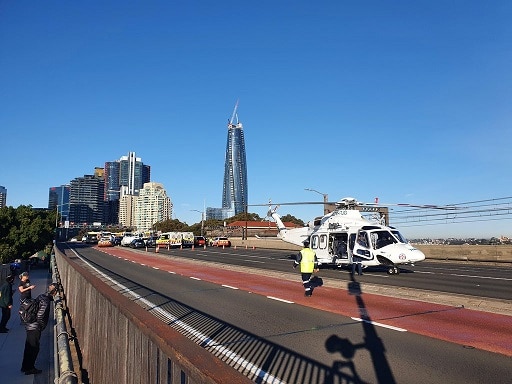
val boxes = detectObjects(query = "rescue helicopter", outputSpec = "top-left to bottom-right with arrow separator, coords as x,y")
266,197 -> 428,275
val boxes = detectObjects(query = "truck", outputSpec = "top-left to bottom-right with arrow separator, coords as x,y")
156,232 -> 195,248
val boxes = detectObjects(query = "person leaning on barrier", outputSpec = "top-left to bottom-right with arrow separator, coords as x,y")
293,239 -> 319,297
21,283 -> 59,375
0,273 -> 15,333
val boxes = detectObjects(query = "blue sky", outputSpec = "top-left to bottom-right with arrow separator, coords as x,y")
1,1 -> 511,238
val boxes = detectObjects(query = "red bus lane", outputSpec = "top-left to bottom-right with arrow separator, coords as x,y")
98,246 -> 512,357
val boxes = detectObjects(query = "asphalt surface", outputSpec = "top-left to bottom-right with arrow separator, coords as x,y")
60,243 -> 512,384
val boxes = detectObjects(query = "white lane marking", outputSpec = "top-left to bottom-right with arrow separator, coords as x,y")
416,270 -> 511,281
168,271 -> 176,274
267,296 -> 294,304
351,317 -> 407,332
152,267 -> 160,270
222,285 -> 239,290
450,274 -> 512,281
68,247 -> 285,384
190,277 -> 201,281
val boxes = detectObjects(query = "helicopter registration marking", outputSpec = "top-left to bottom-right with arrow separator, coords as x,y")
351,317 -> 407,332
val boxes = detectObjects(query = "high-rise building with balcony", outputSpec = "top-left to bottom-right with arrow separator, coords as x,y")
69,172 -> 105,227
134,182 -> 172,231
207,102 -> 248,220
0,186 -> 6,208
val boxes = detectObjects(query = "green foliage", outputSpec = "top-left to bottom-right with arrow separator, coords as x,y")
280,214 -> 305,226
0,206 -> 56,264
154,218 -> 189,233
227,212 -> 262,223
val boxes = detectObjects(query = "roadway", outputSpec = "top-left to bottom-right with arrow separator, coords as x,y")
60,243 -> 512,384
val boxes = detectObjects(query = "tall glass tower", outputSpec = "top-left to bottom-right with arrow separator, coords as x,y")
104,151 -> 151,224
222,102 -> 248,216
48,185 -> 70,224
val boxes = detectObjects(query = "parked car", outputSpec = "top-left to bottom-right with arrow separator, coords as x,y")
130,238 -> 146,249
113,236 -> 123,246
211,237 -> 231,247
194,236 -> 206,247
98,237 -> 113,247
145,236 -> 158,248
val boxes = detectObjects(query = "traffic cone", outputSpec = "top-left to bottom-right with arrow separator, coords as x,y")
192,245 -> 195,250
156,246 -> 159,253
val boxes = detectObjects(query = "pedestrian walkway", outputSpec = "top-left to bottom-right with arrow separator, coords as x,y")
0,265 -> 54,384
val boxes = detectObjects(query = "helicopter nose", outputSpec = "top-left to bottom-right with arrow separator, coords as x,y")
410,248 -> 426,262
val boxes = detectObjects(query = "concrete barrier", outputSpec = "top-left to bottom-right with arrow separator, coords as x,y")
229,238 -> 512,263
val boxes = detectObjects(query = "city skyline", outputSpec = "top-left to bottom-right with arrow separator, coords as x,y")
1,2 -> 511,238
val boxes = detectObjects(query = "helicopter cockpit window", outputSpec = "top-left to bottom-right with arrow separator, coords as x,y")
372,230 -> 397,249
391,230 -> 408,244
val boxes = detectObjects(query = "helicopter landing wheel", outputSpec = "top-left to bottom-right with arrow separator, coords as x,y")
394,267 -> 400,275
387,266 -> 400,275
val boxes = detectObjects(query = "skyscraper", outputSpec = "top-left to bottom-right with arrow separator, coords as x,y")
0,186 -> 6,208
134,182 -> 172,231
104,152 -> 151,224
48,185 -> 70,224
69,171 -> 105,226
207,102 -> 248,220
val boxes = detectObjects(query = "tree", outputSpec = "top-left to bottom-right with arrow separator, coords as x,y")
227,212 -> 262,223
154,218 -> 189,233
280,214 -> 305,226
0,206 -> 55,264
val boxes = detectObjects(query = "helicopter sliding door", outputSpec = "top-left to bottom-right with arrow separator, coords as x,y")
330,233 -> 349,261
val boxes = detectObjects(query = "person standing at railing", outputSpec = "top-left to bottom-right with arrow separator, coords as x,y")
21,283 -> 58,375
0,273 -> 15,333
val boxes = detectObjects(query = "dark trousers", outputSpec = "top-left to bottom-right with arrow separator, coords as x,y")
0,306 -> 11,329
301,272 -> 313,295
351,259 -> 362,275
22,329 -> 41,371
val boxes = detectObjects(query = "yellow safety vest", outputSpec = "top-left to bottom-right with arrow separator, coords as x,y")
299,248 -> 316,273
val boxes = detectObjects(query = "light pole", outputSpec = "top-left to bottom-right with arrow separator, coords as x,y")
190,209 -> 204,236
305,188 -> 329,215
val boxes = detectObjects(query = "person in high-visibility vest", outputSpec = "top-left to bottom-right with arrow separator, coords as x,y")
293,239 -> 318,297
